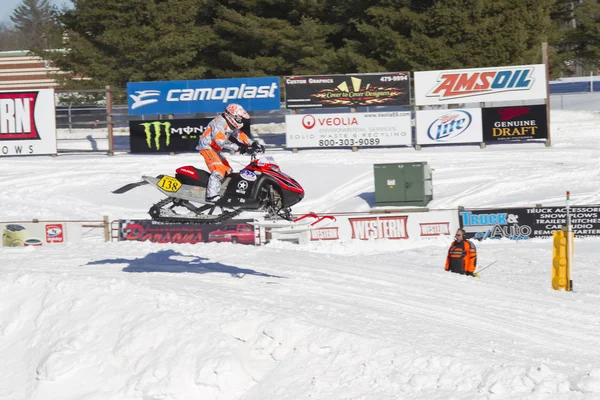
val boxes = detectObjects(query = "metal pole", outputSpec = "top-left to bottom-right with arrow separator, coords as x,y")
106,85 -> 114,156
542,42 -> 552,147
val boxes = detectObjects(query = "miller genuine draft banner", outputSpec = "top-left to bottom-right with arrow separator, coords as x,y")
129,118 -> 251,153
481,105 -> 548,142
284,72 -> 411,109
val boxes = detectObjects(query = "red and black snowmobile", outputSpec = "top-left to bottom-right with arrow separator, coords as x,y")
112,149 -> 333,231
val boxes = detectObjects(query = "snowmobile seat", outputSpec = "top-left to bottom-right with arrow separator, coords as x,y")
175,166 -> 210,187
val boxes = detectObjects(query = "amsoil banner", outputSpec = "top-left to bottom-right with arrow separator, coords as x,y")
414,64 -> 547,106
284,72 -> 411,109
460,206 -> 600,240
129,118 -> 252,153
482,105 -> 548,142
1,222 -> 79,247
285,111 -> 412,148
415,108 -> 483,145
119,219 -> 257,245
0,89 -> 56,156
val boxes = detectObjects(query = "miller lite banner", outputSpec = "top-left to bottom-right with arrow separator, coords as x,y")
269,210 -> 459,243
414,64 -> 547,106
0,89 -> 57,156
285,111 -> 412,148
482,105 -> 548,142
284,72 -> 411,108
415,108 -> 483,145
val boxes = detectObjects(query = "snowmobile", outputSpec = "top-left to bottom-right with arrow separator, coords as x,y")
112,148 -> 333,231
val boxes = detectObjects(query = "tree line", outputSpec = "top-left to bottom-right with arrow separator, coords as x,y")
1,0 -> 599,89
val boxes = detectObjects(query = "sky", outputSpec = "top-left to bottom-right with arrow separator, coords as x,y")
2,109 -> 600,399
0,0 -> 69,24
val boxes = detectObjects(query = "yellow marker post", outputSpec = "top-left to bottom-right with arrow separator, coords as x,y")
552,191 -> 573,291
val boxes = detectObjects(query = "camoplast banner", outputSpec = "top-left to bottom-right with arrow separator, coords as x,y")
460,206 -> 600,241
1,222 -> 77,247
119,219 -> 257,245
268,211 -> 459,243
127,77 -> 281,115
284,72 -> 411,109
285,111 -> 412,148
0,89 -> 56,156
482,105 -> 548,142
414,64 -> 547,106
129,118 -> 252,153
415,108 -> 483,145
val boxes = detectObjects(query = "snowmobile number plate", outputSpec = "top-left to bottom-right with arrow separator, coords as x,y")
157,176 -> 182,192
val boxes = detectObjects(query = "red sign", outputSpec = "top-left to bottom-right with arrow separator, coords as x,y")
420,222 -> 450,237
45,223 -> 64,243
349,216 -> 408,240
122,222 -> 204,244
0,92 -> 39,140
310,227 -> 339,241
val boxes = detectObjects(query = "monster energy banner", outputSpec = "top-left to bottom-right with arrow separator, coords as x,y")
460,206 -> 600,241
129,118 -> 252,153
284,72 -> 411,109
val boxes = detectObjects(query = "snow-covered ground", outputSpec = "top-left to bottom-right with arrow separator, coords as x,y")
2,110 -> 600,399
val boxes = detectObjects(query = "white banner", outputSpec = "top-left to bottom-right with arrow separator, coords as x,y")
0,89 -> 57,156
268,210 -> 459,243
1,222 -> 81,247
416,108 -> 483,145
285,111 -> 412,148
414,64 -> 547,106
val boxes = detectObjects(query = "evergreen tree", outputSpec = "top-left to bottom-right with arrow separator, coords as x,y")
197,1 -> 337,77
567,0 -> 600,71
405,0 -> 556,70
10,0 -> 60,50
353,0 -> 414,72
40,0 -> 211,89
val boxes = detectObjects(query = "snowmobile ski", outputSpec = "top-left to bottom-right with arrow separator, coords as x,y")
251,213 -> 336,234
111,180 -> 149,194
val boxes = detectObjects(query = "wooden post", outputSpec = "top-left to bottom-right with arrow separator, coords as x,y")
542,42 -> 552,147
106,85 -> 114,155
103,215 -> 110,242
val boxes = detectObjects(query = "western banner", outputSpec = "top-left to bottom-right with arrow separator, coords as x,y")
284,72 -> 411,109
460,206 -> 600,240
482,105 -> 548,142
0,89 -> 56,156
127,76 -> 281,115
119,219 -> 257,245
414,64 -> 547,106
266,211 -> 459,244
129,118 -> 252,153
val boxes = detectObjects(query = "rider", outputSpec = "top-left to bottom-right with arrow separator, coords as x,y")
196,103 -> 264,203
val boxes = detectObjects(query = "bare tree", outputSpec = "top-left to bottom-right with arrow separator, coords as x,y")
0,22 -> 22,51
10,0 -> 59,50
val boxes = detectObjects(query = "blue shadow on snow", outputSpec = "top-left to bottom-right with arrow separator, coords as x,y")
86,249 -> 285,279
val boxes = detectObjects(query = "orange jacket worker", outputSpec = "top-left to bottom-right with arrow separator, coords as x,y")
445,228 -> 477,276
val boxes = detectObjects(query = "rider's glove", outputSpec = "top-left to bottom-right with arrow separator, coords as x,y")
251,141 -> 265,154
238,144 -> 249,155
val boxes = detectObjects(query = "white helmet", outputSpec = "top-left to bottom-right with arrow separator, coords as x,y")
224,103 -> 250,129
